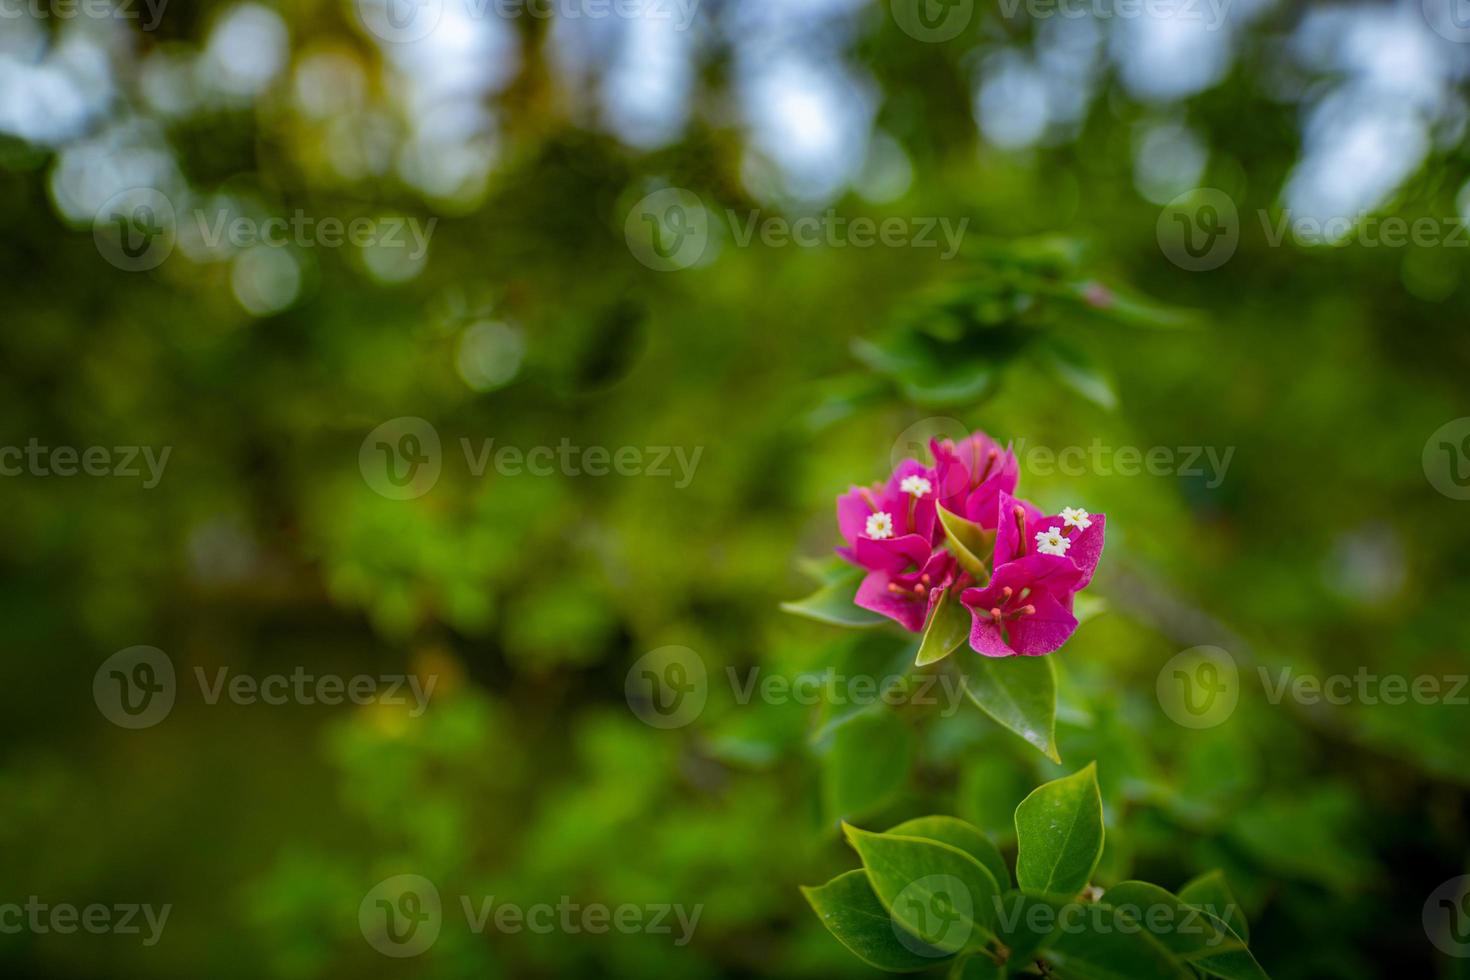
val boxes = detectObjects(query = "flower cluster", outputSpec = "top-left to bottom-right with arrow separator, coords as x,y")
836,432 -> 1104,657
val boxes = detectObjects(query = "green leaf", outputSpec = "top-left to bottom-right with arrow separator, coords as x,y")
1039,903 -> 1193,980
796,554 -> 860,586
1178,870 -> 1248,943
1014,763 -> 1104,898
781,567 -> 886,627
843,824 -> 1002,955
937,507 -> 996,583
1066,280 -> 1201,330
956,653 -> 1060,763
916,588 -> 970,666
899,365 -> 997,409
1036,343 -> 1117,411
885,816 -> 1010,892
1101,882 -> 1245,963
802,870 -> 953,972
822,710 -> 915,823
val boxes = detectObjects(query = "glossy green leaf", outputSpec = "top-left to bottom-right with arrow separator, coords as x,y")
1179,870 -> 1249,943
802,870 -> 954,972
916,588 -> 971,666
844,824 -> 1002,954
822,710 -> 915,823
957,653 -> 1060,762
885,816 -> 1010,892
1014,763 -> 1104,898
1040,903 -> 1193,980
937,507 -> 996,583
781,567 -> 886,627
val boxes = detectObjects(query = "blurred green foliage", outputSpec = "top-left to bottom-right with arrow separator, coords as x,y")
1,1 -> 1469,978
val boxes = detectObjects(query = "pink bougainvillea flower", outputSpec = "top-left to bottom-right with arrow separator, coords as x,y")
993,491 -> 1105,590
855,547 -> 957,633
836,459 -> 941,564
960,554 -> 1084,656
930,433 -> 1019,530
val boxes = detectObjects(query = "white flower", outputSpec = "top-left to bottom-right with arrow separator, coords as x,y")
899,475 -> 933,498
865,512 -> 894,539
1060,507 -> 1092,530
1035,527 -> 1070,556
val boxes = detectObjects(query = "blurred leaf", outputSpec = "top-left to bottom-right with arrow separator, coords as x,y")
782,567 -> 886,627
822,710 -> 915,823
1036,343 -> 1117,411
